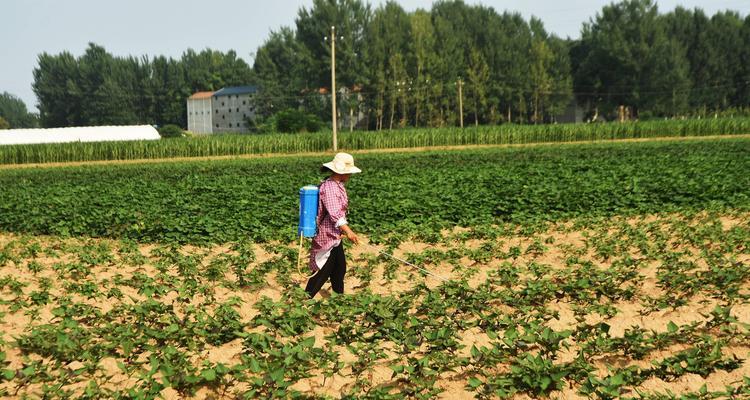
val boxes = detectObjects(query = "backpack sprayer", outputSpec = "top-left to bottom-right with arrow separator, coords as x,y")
297,185 -> 320,278
297,185 -> 449,282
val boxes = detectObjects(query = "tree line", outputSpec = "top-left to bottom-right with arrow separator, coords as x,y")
0,92 -> 39,129
32,46 -> 253,129
26,0 -> 750,130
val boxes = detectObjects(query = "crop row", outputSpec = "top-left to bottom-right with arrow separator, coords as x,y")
0,212 -> 748,398
0,138 -> 748,244
1,117 -> 749,164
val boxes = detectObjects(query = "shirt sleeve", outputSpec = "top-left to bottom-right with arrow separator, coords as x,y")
321,185 -> 347,227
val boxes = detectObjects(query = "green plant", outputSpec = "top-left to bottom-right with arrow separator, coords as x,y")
273,108 -> 322,133
157,124 -> 184,138
1,117 -> 749,164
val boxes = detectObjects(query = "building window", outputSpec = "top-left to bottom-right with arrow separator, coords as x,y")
222,115 -> 225,119
243,113 -> 247,118
215,124 -> 219,128
215,110 -> 218,113
242,100 -> 246,105
236,107 -> 239,112
222,102 -> 225,106
229,108 -> 231,113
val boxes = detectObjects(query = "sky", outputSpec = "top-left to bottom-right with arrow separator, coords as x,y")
2,0 -> 749,112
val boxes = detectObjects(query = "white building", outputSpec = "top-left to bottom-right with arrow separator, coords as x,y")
187,86 -> 258,134
0,125 -> 160,146
186,91 -> 214,134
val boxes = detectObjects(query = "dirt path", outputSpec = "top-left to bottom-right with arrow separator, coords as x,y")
1,133 -> 748,170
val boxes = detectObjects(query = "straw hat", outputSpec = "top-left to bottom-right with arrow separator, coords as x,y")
323,152 -> 361,174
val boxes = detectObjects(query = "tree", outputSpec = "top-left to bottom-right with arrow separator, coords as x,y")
527,19 -> 573,122
33,43 -> 254,128
387,53 -> 408,129
703,12 -> 745,109
529,39 -> 553,123
0,92 -> 38,128
739,16 -> 750,108
33,51 -> 81,127
545,36 -> 574,120
465,49 -> 489,126
253,27 -> 310,119
365,1 -> 410,129
663,8 -> 744,114
574,0 -> 691,118
431,1 -> 472,126
295,0 -> 371,128
0,116 -> 9,130
492,12 -> 534,123
409,10 -> 437,127
149,56 -> 187,127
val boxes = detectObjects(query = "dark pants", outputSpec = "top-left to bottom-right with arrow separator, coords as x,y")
305,243 -> 346,298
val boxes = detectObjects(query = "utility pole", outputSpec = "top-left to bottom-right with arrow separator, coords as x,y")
457,78 -> 464,128
330,26 -> 338,152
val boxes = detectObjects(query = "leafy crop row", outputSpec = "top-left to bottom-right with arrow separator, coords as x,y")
0,117 -> 749,164
0,138 -> 748,244
0,212 -> 748,398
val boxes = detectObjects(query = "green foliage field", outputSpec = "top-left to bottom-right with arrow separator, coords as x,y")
0,138 -> 749,398
1,117 -> 749,165
0,138 -> 748,244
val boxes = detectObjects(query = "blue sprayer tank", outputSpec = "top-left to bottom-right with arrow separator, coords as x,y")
298,185 -> 319,237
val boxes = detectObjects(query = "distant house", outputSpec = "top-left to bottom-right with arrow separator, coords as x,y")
186,91 -> 214,134
554,100 -> 585,124
187,86 -> 258,134
305,86 -> 367,130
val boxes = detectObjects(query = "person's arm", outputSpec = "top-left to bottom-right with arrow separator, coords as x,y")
320,185 -> 359,244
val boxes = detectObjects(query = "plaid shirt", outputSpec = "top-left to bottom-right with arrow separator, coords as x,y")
309,178 -> 349,272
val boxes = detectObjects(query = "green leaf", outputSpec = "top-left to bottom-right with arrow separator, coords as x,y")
269,368 -> 285,383
470,345 -> 480,358
21,365 -> 35,377
540,376 -> 552,390
249,358 -> 261,373
201,368 -> 217,381
300,336 -> 315,347
2,369 -> 15,380
468,377 -> 483,388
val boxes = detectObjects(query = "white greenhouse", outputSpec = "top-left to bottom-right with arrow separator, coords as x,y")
0,125 -> 161,146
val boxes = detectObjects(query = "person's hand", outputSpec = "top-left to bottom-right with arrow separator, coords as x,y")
346,230 -> 359,244
340,225 -> 359,245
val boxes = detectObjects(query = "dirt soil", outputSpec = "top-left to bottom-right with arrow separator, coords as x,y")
0,212 -> 748,398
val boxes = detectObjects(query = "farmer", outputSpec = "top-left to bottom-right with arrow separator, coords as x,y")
305,152 -> 361,298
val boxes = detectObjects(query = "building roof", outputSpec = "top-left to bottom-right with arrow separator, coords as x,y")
189,91 -> 215,100
214,86 -> 258,97
0,125 -> 161,146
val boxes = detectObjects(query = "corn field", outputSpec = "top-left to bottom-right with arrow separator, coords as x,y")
1,118 -> 749,165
